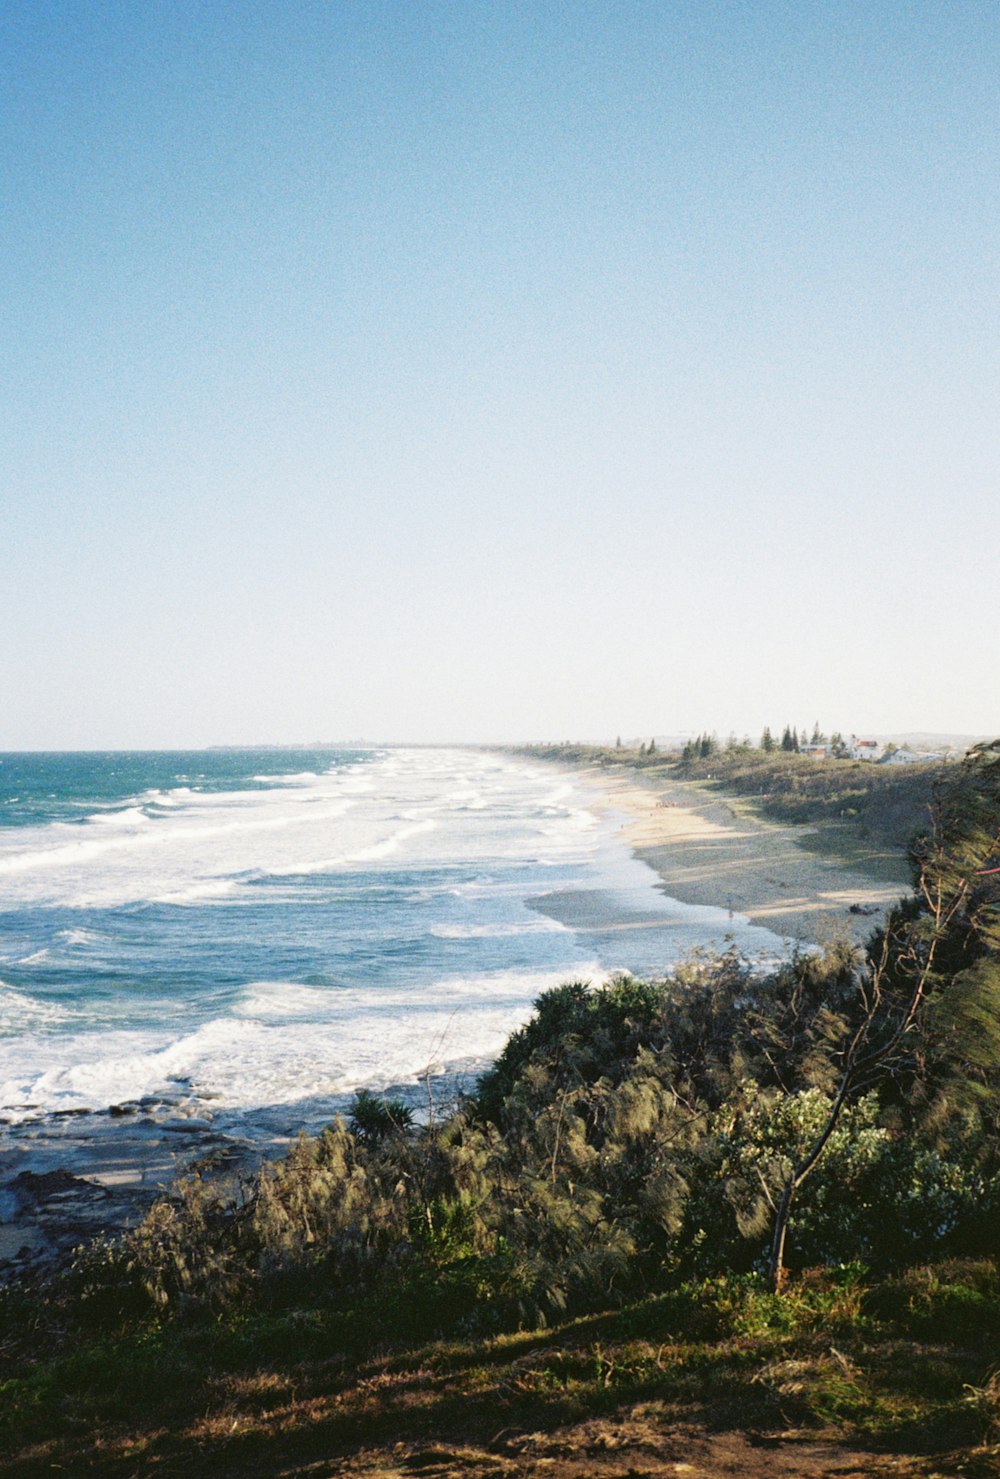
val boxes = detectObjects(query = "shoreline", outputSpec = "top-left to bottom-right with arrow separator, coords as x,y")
572,762 -> 910,948
0,1063 -> 486,1275
0,759 -> 910,1276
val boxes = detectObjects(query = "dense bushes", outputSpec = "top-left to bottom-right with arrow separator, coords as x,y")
7,746 -> 998,1356
2,753 -> 999,1477
674,747 -> 942,848
44,937 -> 994,1343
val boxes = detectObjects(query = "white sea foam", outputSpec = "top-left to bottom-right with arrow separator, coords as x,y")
89,806 -> 150,827
0,980 -> 75,1035
0,962 -> 607,1117
0,770 -> 368,907
150,879 -> 239,905
252,771 -> 319,785
141,788 -> 177,805
346,818 -> 437,863
57,928 -> 105,946
430,919 -> 570,939
234,982 -> 337,1020
0,747 -> 793,1124
0,834 -> 147,877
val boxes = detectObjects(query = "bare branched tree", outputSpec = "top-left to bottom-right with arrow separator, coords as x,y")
767,740 -> 1000,1291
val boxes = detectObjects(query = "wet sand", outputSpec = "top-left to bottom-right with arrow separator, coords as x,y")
578,765 -> 909,948
0,765 -> 909,1275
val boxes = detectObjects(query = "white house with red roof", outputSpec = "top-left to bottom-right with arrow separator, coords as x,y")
847,735 -> 884,761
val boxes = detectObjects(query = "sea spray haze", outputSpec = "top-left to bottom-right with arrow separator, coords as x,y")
0,748 -> 785,1138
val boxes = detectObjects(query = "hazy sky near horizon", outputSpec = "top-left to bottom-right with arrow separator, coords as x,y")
4,1 -> 997,748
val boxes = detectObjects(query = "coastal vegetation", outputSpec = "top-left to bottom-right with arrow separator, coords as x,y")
520,737 -> 949,862
0,745 -> 998,1475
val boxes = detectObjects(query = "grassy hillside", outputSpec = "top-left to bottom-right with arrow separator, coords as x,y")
3,1260 -> 999,1475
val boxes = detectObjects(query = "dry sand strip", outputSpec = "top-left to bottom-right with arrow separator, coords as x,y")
577,766 -> 910,948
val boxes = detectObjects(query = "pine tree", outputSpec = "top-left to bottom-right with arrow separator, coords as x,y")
761,726 -> 775,752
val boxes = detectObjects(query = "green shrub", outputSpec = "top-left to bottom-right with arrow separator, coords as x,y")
348,1088 -> 414,1144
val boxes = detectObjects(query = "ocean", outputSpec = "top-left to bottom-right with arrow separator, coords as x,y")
0,747 -> 785,1142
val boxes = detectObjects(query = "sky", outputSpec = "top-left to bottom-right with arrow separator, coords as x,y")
3,0 -> 998,748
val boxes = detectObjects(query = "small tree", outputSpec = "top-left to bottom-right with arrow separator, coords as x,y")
765,741 -> 1000,1290
761,726 -> 775,753
348,1089 -> 414,1146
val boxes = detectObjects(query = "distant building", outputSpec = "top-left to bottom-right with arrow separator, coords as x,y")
801,744 -> 828,758
847,735 -> 884,761
879,746 -> 943,766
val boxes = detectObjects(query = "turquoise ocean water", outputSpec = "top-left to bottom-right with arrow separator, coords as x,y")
0,748 -> 785,1137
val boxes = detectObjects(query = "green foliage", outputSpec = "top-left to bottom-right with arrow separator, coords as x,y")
5,1257 -> 1000,1474
73,851 -> 995,1331
475,975 -> 664,1123
3,741 -> 999,1474
757,743 -> 1000,1288
666,743 -> 943,854
348,1088 -> 414,1144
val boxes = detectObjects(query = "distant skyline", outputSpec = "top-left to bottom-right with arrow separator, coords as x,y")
4,2 -> 998,748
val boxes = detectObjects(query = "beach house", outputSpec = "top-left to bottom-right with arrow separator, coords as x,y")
847,736 -> 884,761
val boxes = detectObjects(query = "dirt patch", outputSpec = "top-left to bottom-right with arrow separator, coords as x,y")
311,1410 -> 948,1476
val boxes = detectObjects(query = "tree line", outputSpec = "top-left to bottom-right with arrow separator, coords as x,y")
679,724 -> 847,762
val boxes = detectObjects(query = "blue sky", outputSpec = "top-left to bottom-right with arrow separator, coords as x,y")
3,1 -> 997,746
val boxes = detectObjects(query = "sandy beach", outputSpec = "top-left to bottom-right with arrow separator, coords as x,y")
0,759 -> 912,1275
578,764 -> 910,948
